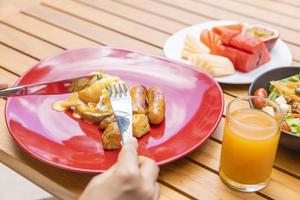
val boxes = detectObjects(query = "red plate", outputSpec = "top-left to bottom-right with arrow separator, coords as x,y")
5,47 -> 224,173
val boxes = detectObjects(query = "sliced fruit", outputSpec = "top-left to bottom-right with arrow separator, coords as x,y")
212,23 -> 244,35
220,29 -> 239,45
242,24 -> 280,51
188,54 -> 235,77
181,34 -> 210,60
200,29 -> 221,54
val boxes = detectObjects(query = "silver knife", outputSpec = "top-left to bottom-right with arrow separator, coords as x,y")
0,75 -> 98,97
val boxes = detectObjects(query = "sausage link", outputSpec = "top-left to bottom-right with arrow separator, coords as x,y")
130,84 -> 148,114
147,87 -> 165,124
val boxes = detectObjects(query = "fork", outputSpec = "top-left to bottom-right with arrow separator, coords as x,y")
109,82 -> 133,144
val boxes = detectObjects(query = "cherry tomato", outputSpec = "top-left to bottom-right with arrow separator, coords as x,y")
282,121 -> 291,132
253,88 -> 268,108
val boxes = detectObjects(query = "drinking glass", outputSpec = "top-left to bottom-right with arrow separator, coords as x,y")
219,96 -> 283,192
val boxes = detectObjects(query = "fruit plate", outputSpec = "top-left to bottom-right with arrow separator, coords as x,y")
163,20 -> 292,84
5,47 -> 224,173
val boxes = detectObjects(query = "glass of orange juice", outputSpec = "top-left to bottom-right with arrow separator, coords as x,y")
219,96 -> 283,192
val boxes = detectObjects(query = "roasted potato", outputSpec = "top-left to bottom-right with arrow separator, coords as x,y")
102,122 -> 121,150
133,114 -> 150,138
99,115 -> 116,130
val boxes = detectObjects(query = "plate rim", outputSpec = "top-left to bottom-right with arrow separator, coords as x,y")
5,47 -> 224,173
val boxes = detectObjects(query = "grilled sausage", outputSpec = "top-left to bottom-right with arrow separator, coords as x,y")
147,87 -> 165,124
130,84 -> 148,114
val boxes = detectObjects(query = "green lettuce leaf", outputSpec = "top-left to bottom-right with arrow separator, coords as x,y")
285,116 -> 300,135
279,72 -> 300,83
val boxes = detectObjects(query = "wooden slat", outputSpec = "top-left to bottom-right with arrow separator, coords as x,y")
0,0 -> 40,20
75,0 -> 185,34
41,0 -> 169,48
160,159 -> 265,200
161,0 -> 300,32
1,13 -> 101,50
236,0 -> 300,19
159,185 -> 190,200
276,0 -> 300,7
0,23 -> 63,60
0,44 -> 37,74
153,0 -> 300,47
23,4 -> 162,55
114,0 -> 206,25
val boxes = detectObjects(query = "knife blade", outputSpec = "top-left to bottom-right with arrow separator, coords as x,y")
0,74 -> 98,97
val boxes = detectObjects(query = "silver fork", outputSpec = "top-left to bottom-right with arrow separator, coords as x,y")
109,82 -> 133,144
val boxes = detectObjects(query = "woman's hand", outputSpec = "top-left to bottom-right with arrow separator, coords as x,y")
79,138 -> 160,200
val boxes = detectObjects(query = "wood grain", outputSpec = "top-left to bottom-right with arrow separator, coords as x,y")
0,23 -> 62,59
75,0 -> 185,34
42,0 -> 169,48
23,4 -> 162,55
2,13 -> 101,49
235,0 -> 300,19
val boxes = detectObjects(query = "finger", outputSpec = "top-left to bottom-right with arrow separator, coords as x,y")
0,83 -> 8,90
152,182 -> 160,200
117,137 -> 138,170
138,156 -> 159,181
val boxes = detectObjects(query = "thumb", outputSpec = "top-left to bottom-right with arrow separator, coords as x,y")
117,137 -> 138,169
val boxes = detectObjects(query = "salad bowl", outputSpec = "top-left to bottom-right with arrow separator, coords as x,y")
249,66 -> 300,152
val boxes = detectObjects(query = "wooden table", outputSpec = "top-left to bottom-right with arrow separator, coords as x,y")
1,0 -> 300,199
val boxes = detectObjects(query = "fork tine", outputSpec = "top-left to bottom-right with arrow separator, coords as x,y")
113,83 -> 119,97
122,83 -> 128,96
108,85 -> 113,97
117,83 -> 123,97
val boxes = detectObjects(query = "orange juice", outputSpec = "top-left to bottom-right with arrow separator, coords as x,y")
220,108 -> 280,185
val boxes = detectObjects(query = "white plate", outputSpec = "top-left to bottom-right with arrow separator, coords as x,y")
163,20 -> 292,84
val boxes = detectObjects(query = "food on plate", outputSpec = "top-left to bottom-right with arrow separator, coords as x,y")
243,24 -> 279,51
212,23 -> 243,35
102,113 -> 151,149
99,115 -> 116,130
181,34 -> 210,60
102,122 -> 122,150
189,54 -> 235,77
181,22 -> 279,76
200,29 -> 221,54
253,88 -> 268,108
253,73 -> 300,135
53,72 -> 166,150
131,84 -> 147,114
147,87 -> 166,124
132,114 -> 151,138
216,29 -> 271,72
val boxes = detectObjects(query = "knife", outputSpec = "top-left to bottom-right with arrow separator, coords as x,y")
0,75 -> 97,97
